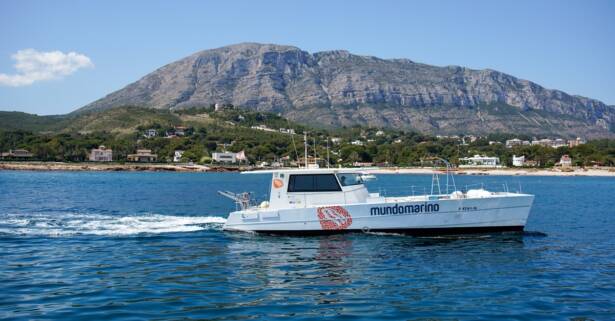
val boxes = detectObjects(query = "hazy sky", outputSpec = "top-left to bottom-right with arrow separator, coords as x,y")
1,0 -> 614,115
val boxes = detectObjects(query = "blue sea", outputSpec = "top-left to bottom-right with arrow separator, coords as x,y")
1,171 -> 614,320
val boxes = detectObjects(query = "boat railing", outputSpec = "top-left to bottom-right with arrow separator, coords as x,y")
218,190 -> 257,211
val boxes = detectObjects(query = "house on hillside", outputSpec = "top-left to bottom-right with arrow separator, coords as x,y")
174,126 -> 187,136
127,149 -> 157,162
144,129 -> 157,138
506,139 -> 523,148
552,138 -> 567,148
251,125 -> 276,132
532,138 -> 553,147
568,137 -> 586,148
279,128 -> 296,134
89,145 -> 113,162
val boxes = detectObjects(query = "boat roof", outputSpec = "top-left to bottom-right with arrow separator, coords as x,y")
241,167 -> 376,175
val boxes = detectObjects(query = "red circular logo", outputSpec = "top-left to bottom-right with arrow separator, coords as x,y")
317,206 -> 353,230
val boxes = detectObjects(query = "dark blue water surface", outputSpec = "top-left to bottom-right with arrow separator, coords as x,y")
1,171 -> 614,320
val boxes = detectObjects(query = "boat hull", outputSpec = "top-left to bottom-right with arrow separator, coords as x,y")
250,225 -> 524,236
223,194 -> 534,236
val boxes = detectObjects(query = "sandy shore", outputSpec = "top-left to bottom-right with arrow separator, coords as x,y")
0,161 -> 216,172
368,167 -> 615,177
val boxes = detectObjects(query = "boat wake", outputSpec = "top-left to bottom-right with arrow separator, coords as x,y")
0,212 -> 227,237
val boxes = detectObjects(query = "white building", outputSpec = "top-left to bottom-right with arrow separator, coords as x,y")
251,125 -> 276,132
558,154 -> 572,167
506,139 -> 523,148
351,140 -> 364,146
552,138 -> 567,148
279,128 -> 296,134
512,155 -> 525,167
459,155 -> 501,168
331,137 -> 342,144
212,151 -> 247,163
568,137 -> 586,148
144,129 -> 157,138
375,130 -> 385,137
89,145 -> 113,162
532,138 -> 553,147
212,152 -> 237,163
173,150 -> 184,163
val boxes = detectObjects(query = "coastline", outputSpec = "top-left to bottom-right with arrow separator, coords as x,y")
366,167 -> 615,177
1,161 -> 615,176
0,161 -> 219,172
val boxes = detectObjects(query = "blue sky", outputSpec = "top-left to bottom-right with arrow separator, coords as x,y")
1,0 -> 614,115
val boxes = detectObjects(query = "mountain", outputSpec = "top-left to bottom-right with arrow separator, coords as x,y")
78,43 -> 615,138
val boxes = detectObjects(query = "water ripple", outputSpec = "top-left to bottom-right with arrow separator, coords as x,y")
1,172 -> 615,320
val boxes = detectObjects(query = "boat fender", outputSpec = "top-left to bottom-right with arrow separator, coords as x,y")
362,226 -> 370,233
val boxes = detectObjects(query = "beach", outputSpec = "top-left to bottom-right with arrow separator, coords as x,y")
368,167 -> 615,177
0,161 -> 214,172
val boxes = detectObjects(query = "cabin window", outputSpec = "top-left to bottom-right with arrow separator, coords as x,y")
288,174 -> 342,192
336,173 -> 364,186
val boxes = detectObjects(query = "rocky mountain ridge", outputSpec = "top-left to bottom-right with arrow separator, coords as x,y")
79,43 -> 615,138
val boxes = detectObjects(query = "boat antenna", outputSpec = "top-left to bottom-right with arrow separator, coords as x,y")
288,119 -> 299,166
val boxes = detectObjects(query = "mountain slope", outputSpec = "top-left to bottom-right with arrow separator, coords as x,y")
79,43 -> 615,138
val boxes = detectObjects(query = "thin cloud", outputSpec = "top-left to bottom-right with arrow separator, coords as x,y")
0,49 -> 94,86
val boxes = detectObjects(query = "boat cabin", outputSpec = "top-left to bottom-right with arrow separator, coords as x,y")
247,169 -> 373,209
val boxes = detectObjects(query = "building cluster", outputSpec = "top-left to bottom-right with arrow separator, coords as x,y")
459,154 -> 574,168
143,126 -> 189,139
512,154 -> 573,168
505,137 -> 586,149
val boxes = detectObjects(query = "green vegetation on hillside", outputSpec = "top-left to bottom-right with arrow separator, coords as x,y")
1,106 -> 614,166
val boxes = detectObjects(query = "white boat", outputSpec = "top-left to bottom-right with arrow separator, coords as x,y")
220,167 -> 534,236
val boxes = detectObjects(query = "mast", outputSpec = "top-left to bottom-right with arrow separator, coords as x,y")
313,136 -> 317,166
326,137 -> 330,168
304,132 -> 308,168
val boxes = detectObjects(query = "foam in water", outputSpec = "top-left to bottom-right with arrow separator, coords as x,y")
0,212 -> 227,236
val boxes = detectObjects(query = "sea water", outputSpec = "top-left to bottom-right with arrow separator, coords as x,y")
1,171 -> 614,320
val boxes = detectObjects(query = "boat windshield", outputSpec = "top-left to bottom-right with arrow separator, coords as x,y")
336,173 -> 364,186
